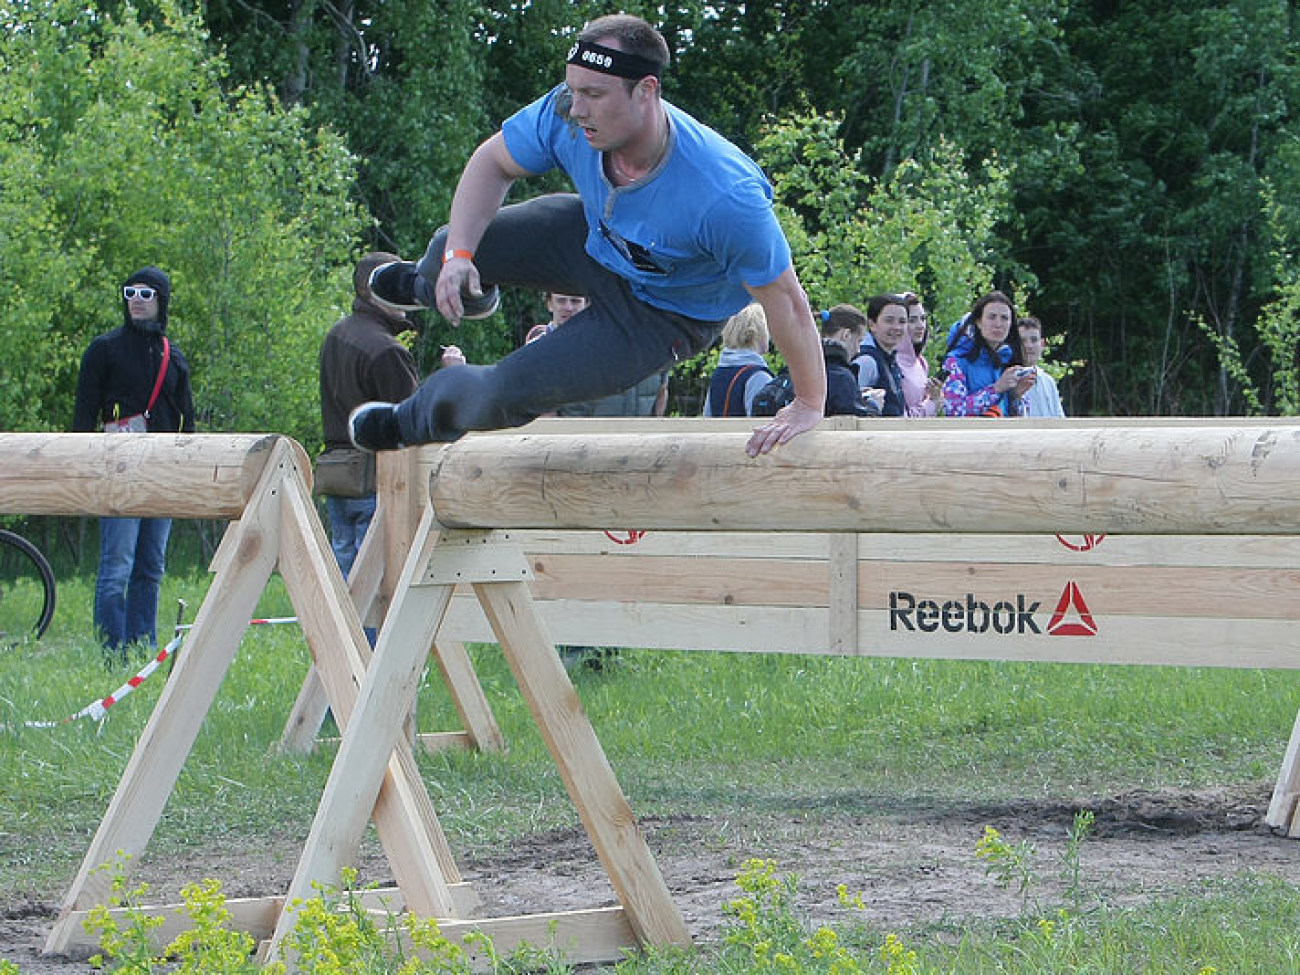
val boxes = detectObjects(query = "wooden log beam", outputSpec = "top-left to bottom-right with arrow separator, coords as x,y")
0,433 -> 303,519
429,425 -> 1300,534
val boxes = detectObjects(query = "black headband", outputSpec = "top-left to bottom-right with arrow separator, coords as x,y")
566,40 -> 662,80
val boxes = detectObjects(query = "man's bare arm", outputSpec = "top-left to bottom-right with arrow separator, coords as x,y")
437,133 -> 535,323
745,266 -> 826,456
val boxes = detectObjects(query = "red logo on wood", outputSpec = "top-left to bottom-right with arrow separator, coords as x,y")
1056,534 -> 1106,551
1047,582 -> 1098,636
603,530 -> 646,545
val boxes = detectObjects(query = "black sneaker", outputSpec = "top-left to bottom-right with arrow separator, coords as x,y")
460,284 -> 501,320
368,261 -> 428,312
348,402 -> 404,452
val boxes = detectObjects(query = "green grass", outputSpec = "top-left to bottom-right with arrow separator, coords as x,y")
4,563 -> 1300,971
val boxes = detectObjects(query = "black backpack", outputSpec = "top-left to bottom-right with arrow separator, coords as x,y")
750,368 -> 794,417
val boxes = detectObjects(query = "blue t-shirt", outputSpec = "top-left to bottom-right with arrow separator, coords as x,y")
502,84 -> 792,321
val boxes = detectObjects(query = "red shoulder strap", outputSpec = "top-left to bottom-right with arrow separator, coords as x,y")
145,337 -> 170,415
721,364 -> 758,417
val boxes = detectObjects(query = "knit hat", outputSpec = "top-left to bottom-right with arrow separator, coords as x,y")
122,265 -> 171,333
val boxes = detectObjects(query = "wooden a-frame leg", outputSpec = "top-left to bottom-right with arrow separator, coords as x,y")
279,505 -> 504,756
44,444 -> 290,954
475,579 -> 690,949
278,505 -> 388,752
427,638 -> 507,753
266,505 -> 459,960
1268,705 -> 1300,834
275,477 -> 473,916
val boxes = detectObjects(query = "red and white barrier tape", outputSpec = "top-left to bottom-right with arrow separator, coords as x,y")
22,634 -> 182,729
176,616 -> 298,630
17,615 -> 300,730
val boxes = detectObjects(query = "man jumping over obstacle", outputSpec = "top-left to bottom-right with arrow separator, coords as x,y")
349,13 -> 825,458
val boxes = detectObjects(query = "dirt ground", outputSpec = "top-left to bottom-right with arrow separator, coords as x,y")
4,783 -> 1296,972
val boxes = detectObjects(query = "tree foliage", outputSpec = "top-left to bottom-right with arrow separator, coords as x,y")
3,0 -> 1300,426
757,112 -> 1012,331
0,0 -> 364,446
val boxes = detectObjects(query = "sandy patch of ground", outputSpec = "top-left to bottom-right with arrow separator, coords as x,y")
4,783 -> 1293,972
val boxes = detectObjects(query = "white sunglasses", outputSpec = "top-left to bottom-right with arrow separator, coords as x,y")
123,286 -> 157,301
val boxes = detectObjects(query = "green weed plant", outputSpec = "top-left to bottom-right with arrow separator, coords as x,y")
83,859 -> 569,974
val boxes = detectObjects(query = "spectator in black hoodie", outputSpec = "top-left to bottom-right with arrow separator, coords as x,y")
818,304 -> 877,417
73,266 -> 195,662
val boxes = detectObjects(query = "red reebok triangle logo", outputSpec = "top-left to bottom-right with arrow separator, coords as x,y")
1047,581 -> 1098,636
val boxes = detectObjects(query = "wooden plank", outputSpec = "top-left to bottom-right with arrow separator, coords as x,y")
856,562 -> 1300,620
378,447 -> 423,623
416,731 -> 474,752
348,504 -> 388,627
279,502 -> 390,753
855,612 -> 1300,668
401,531 -> 515,755
281,507 -> 505,757
278,666 -> 329,755
450,556 -> 1300,622
429,639 -> 507,753
475,579 -> 690,948
0,433 -> 293,518
388,906 -> 638,970
1268,708 -> 1300,831
441,596 -> 824,652
440,595 -> 1300,668
58,897 -> 285,953
854,532 -> 1300,568
428,426 -> 1300,534
54,882 -> 482,954
352,883 -> 479,916
827,535 -> 858,654
526,553 -> 828,607
486,528 -> 830,559
422,531 -> 532,585
419,528 -> 1300,569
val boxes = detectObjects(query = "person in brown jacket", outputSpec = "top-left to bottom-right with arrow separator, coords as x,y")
317,252 -> 421,578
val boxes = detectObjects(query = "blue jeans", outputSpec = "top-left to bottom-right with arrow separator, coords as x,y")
326,494 -> 376,580
94,516 -> 171,656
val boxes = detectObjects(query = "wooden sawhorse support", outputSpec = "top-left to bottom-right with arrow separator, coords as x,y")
267,515 -> 690,965
39,435 -> 482,955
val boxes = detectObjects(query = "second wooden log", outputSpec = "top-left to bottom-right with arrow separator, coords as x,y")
428,425 -> 1300,535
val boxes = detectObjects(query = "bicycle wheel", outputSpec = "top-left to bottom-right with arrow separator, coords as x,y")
0,528 -> 57,645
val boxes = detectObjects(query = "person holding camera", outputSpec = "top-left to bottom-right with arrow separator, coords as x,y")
1017,315 -> 1066,418
897,292 -> 943,417
940,290 -> 1035,418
